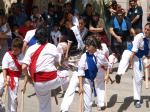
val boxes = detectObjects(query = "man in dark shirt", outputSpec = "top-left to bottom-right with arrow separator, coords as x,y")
110,8 -> 135,60
127,0 -> 143,34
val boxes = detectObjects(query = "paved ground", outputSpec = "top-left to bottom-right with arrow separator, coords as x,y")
4,65 -> 150,112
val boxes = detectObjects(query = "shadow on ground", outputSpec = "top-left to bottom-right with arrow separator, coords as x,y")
117,96 -> 150,112
117,96 -> 133,112
107,94 -> 118,108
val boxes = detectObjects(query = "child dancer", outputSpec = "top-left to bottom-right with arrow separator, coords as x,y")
61,36 -> 110,112
21,26 -> 68,112
115,23 -> 150,108
2,38 -> 23,112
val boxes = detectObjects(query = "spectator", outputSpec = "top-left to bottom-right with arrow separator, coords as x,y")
42,4 -> 55,32
0,15 -> 12,50
64,2 -> 73,13
61,20 -> 78,58
8,3 -> 27,28
127,0 -> 143,34
109,8 -> 135,60
11,24 -> 23,40
18,19 -> 33,39
78,17 -> 88,41
50,23 -> 62,46
30,6 -> 42,22
0,16 -> 8,66
81,3 -> 93,28
89,12 -> 110,46
2,16 -> 12,50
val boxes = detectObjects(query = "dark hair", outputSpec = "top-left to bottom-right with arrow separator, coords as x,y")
78,16 -> 86,23
145,23 -> 150,27
35,26 -> 49,45
12,38 -> 23,49
86,3 -> 92,8
85,36 -> 101,49
92,12 -> 100,17
129,0 -> 137,3
32,5 -> 39,10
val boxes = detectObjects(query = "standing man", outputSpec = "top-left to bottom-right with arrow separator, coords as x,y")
116,23 -> 150,108
127,0 -> 143,34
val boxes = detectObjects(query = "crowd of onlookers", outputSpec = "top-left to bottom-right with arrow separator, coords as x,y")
0,0 -> 144,65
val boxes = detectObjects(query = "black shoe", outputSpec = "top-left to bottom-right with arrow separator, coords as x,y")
101,106 -> 106,110
134,100 -> 141,108
115,75 -> 121,84
97,106 -> 106,111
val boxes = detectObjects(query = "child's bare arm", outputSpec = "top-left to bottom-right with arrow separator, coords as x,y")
3,69 -> 8,86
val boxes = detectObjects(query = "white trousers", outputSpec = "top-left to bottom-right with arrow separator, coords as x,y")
95,69 -> 105,108
60,71 -> 79,112
133,56 -> 143,101
0,73 -> 19,112
117,50 -> 143,101
117,50 -> 132,75
61,69 -> 105,112
34,74 -> 67,112
83,78 -> 92,112
8,78 -> 19,112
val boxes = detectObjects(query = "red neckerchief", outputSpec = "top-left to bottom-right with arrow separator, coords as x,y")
8,51 -> 22,90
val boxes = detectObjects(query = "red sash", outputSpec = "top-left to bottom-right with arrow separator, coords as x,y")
8,51 -> 22,90
34,71 -> 57,82
29,43 -> 57,82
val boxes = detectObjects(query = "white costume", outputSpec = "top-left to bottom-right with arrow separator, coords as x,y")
22,43 -> 68,112
57,42 -> 70,91
24,29 -> 36,43
61,43 -> 110,112
2,52 -> 23,112
117,33 -> 150,101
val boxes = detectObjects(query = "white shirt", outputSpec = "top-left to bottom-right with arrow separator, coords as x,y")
95,49 -> 110,68
77,53 -> 89,77
51,30 -> 61,46
22,43 -> 59,72
2,52 -> 23,71
24,29 -> 36,43
132,33 -> 150,56
1,23 -> 12,37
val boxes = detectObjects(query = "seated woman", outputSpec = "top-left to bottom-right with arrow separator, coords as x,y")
89,12 -> 110,47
